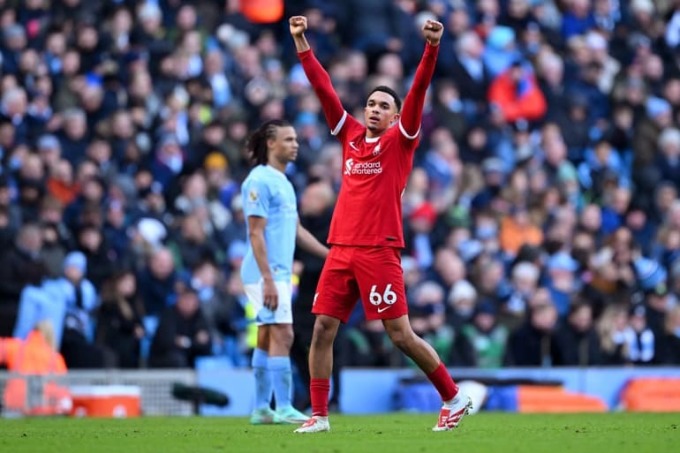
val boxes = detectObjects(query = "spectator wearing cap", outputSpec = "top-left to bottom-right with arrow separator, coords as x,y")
545,251 -> 580,316
488,58 -> 547,123
461,300 -> 508,368
555,302 -> 602,366
50,251 -> 108,368
623,304 -> 658,365
148,274 -> 212,368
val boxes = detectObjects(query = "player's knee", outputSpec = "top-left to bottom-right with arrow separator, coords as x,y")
270,325 -> 294,350
312,316 -> 338,345
387,327 -> 414,351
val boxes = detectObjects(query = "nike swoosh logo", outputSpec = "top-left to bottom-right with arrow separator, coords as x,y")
349,141 -> 359,151
377,306 -> 391,313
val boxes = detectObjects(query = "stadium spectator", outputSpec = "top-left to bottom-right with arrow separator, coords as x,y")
555,301 -> 602,366
96,270 -> 145,369
506,289 -> 563,366
148,276 -> 212,369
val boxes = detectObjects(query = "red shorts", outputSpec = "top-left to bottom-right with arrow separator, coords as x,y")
312,245 -> 408,323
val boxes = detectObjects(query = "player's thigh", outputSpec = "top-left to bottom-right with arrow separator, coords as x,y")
244,281 -> 293,326
353,247 -> 408,321
313,247 -> 360,324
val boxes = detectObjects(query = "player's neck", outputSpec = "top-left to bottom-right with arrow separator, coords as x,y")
267,161 -> 287,173
366,130 -> 385,140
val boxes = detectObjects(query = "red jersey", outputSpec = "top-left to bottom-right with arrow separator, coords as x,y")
298,43 -> 439,248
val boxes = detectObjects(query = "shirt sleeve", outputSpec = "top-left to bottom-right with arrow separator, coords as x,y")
399,43 -> 439,140
243,178 -> 271,219
298,49 -> 347,135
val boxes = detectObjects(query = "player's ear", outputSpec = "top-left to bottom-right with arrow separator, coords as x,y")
390,113 -> 400,126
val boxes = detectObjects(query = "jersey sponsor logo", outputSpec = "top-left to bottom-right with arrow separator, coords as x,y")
344,158 -> 383,176
349,141 -> 360,151
344,158 -> 354,175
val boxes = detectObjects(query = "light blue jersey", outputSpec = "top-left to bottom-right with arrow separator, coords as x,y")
240,165 -> 298,284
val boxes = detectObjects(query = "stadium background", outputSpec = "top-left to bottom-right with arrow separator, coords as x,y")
0,0 -> 679,416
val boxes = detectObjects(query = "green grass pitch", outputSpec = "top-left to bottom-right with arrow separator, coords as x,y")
1,413 -> 677,453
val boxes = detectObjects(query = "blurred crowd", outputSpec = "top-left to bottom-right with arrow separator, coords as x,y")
0,0 -> 680,373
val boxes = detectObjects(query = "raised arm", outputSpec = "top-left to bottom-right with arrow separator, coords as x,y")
400,20 -> 443,139
290,16 -> 347,135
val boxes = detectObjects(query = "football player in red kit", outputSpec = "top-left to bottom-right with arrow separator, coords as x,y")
289,15 -> 472,433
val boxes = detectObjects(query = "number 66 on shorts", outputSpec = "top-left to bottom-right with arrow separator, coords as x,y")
311,246 -> 409,322
369,284 -> 397,306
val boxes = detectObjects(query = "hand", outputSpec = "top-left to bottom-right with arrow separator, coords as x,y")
289,16 -> 308,37
176,335 -> 191,349
262,277 -> 279,311
422,19 -> 443,46
195,330 -> 209,345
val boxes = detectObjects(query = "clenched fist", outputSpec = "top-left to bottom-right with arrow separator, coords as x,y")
422,19 -> 443,46
289,16 -> 307,37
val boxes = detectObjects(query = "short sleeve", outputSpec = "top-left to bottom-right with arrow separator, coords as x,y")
243,178 -> 271,219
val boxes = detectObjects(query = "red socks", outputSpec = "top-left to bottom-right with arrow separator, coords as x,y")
426,362 -> 458,402
310,378 -> 330,417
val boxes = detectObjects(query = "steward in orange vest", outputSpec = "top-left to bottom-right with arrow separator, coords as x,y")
0,321 -> 72,415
